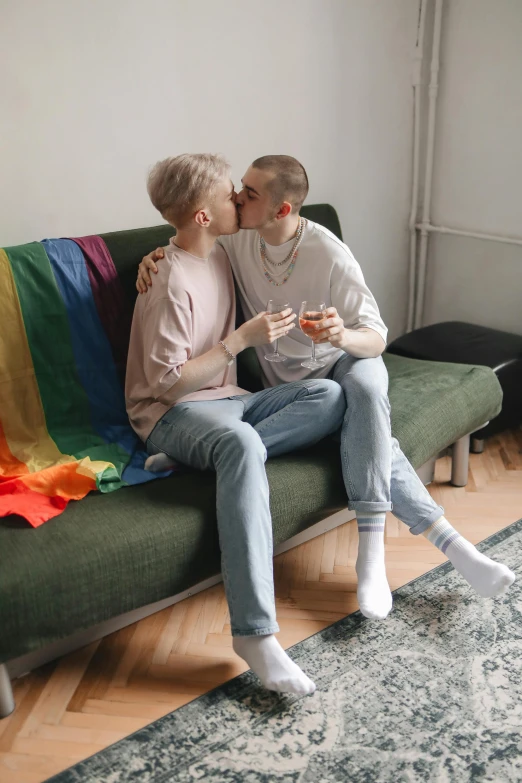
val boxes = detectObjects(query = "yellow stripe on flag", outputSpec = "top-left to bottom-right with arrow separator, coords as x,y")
0,249 -> 75,473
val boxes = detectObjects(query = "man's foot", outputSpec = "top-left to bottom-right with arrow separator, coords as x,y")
355,557 -> 393,620
144,453 -> 177,472
423,517 -> 515,598
355,514 -> 393,620
233,635 -> 316,695
446,539 -> 516,598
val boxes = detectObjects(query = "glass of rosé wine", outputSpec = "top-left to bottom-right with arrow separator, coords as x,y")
299,300 -> 327,369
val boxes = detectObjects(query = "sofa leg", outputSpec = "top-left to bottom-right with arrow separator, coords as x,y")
451,434 -> 470,487
0,664 -> 15,718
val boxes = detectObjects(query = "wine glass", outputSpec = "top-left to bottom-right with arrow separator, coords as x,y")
299,300 -> 327,369
264,299 -> 290,362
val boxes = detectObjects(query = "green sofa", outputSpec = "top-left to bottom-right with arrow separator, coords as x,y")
0,204 -> 502,718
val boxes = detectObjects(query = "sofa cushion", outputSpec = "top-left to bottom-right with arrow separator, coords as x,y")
384,353 -> 502,467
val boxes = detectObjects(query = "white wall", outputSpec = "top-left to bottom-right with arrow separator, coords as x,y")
422,0 -> 522,335
1,0 -> 420,340
332,1 -> 418,340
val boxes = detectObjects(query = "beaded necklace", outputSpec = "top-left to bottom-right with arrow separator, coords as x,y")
259,218 -> 306,286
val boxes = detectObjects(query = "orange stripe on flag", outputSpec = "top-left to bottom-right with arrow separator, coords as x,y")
20,462 -> 97,500
0,419 -> 28,478
0,463 -> 98,527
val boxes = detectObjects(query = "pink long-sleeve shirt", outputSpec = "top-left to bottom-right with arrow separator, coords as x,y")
125,239 -> 248,442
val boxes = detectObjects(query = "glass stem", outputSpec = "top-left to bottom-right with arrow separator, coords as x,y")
273,339 -> 279,355
311,340 -> 316,363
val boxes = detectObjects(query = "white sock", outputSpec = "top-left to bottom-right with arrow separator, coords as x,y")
355,513 -> 393,620
233,635 -> 316,696
144,453 -> 177,472
423,517 -> 516,598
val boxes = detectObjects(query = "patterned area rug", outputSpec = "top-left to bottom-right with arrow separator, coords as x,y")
48,520 -> 522,783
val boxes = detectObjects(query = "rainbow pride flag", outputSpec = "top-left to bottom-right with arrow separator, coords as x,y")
0,236 -> 172,527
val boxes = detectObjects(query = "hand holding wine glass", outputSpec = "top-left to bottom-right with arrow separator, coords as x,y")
264,299 -> 291,362
299,301 -> 327,369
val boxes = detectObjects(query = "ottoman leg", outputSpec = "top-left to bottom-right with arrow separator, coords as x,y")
0,664 -> 15,718
471,437 -> 485,454
451,434 -> 470,487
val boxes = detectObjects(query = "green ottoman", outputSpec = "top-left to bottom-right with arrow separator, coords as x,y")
384,352 -> 502,485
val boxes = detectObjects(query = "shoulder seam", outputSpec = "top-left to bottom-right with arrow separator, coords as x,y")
308,221 -> 355,258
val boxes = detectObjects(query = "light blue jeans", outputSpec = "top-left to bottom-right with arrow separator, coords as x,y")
146,379 -> 345,637
330,353 -> 444,533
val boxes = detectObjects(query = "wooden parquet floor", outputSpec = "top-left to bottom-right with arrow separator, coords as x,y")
1,429 -> 521,783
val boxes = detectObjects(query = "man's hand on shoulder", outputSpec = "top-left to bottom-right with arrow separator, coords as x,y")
137,248 -> 164,294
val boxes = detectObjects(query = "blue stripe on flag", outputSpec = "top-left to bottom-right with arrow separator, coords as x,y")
42,239 -> 170,484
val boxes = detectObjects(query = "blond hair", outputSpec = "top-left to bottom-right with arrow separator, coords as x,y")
251,155 -> 309,212
147,153 -> 230,228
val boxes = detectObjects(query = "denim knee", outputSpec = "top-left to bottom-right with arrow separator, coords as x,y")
307,379 -> 346,427
216,424 -> 267,462
313,378 -> 344,400
341,361 -> 389,402
324,379 -> 346,425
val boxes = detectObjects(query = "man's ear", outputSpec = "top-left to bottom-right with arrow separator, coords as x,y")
194,209 -> 211,228
275,201 -> 292,220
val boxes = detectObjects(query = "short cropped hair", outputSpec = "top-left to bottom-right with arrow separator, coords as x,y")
251,155 -> 309,212
147,153 -> 230,228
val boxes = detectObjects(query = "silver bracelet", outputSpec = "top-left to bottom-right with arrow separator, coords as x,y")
219,340 -> 236,366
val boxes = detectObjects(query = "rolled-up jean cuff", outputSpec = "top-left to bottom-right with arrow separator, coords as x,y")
408,505 -> 445,536
347,500 -> 393,513
231,624 -> 280,638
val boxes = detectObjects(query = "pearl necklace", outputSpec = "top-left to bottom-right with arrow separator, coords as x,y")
259,218 -> 305,286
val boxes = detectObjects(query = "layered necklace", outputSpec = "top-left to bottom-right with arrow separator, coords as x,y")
259,217 -> 306,286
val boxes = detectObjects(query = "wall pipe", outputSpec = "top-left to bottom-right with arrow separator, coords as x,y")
414,0 -> 444,330
407,0 -> 428,333
415,222 -> 522,248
